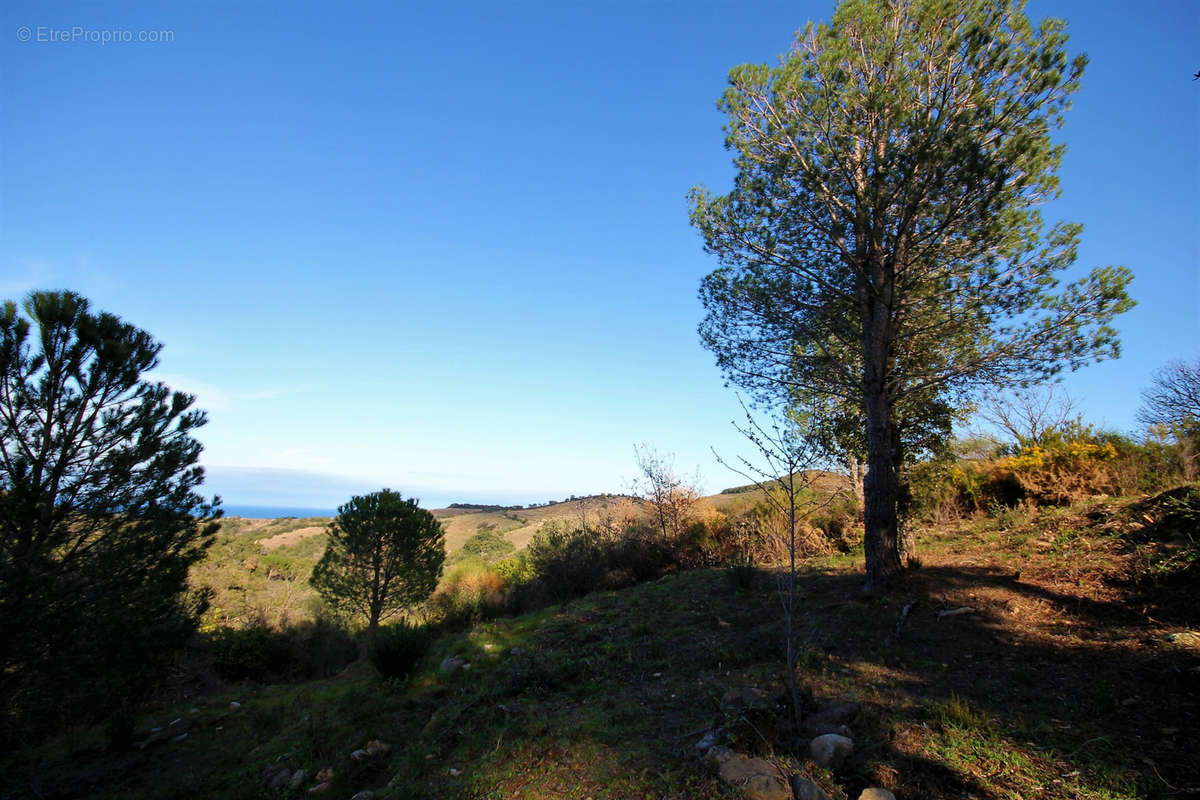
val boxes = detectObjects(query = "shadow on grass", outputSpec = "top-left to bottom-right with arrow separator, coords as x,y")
5,553 -> 1197,800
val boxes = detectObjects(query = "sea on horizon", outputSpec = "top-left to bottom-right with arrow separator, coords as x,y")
220,504 -> 336,519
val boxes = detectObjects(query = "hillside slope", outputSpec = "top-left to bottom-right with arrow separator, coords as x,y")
194,489 -> 775,627
11,490 -> 1197,799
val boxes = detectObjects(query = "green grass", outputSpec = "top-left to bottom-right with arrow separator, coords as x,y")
8,490 -> 1196,800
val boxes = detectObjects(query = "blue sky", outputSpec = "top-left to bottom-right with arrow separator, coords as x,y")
2,1 -> 1197,510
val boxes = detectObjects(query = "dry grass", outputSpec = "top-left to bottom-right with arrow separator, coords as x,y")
256,525 -> 326,550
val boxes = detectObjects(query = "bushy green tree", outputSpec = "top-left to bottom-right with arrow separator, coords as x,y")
311,489 -> 445,647
0,291 -> 219,739
691,0 -> 1134,587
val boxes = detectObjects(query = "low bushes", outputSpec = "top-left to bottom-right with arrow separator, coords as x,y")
417,499 -> 854,629
368,621 -> 432,680
526,522 -> 612,601
203,618 -> 357,683
996,439 -> 1120,505
906,428 -> 1197,522
451,529 -> 516,565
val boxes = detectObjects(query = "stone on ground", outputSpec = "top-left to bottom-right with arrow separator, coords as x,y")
790,773 -> 833,800
705,746 -> 791,800
858,789 -> 897,800
808,733 -> 853,769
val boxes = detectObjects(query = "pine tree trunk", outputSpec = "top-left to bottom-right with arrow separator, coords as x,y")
362,614 -> 380,660
861,279 -> 903,589
863,390 -> 903,588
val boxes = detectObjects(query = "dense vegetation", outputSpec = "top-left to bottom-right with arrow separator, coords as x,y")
0,292 -> 219,745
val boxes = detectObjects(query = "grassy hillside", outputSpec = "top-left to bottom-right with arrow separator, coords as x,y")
194,491 -> 778,629
9,489 -> 1197,799
434,495 -> 645,553
192,516 -> 334,630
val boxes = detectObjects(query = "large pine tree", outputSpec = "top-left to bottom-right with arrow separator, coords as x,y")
691,0 -> 1134,587
0,291 -> 220,739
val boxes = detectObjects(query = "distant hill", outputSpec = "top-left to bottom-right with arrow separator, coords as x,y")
195,485 -> 787,628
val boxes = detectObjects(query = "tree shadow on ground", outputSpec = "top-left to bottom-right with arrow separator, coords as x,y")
787,562 -> 1199,799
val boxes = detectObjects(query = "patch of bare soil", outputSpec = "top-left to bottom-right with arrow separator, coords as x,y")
257,526 -> 325,550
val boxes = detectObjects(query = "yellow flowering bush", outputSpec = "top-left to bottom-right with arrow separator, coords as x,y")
994,439 -> 1120,505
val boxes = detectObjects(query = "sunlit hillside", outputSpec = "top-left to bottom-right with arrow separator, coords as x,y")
193,489 -> 774,630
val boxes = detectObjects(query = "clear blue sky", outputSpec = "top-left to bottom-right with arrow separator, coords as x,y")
3,1 -> 1197,510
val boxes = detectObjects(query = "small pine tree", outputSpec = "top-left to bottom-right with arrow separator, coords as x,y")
311,489 -> 445,648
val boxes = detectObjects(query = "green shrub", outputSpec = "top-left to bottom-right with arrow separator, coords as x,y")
369,621 -> 432,680
494,553 -> 536,586
453,529 -> 516,564
283,618 -> 358,677
207,626 -> 290,681
204,619 -> 357,682
906,459 -> 998,521
602,523 -> 681,581
526,522 -> 609,601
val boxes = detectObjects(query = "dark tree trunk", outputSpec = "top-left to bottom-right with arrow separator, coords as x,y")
862,388 -> 903,588
361,616 -> 380,660
861,257 -> 903,589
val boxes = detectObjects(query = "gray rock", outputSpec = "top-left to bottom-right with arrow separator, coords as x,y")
706,746 -> 790,800
288,769 -> 306,790
858,789 -> 896,800
440,656 -> 466,675
229,701 -> 242,712
349,792 -> 375,800
791,774 -> 833,800
808,733 -> 853,770
696,729 -> 722,754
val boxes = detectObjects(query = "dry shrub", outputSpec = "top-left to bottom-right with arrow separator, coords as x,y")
725,500 -> 835,564
674,509 -> 734,567
808,494 -> 863,552
602,568 -> 636,590
996,441 -> 1120,505
426,562 -> 507,628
